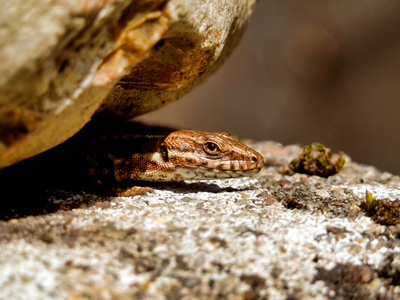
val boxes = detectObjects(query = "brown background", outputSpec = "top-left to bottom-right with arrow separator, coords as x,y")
139,0 -> 400,173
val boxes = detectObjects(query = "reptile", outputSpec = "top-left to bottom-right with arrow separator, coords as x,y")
0,121 -> 264,195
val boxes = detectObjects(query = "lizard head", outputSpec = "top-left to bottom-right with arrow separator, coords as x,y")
160,130 -> 264,180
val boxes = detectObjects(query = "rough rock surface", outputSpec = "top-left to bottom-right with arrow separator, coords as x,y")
0,0 -> 256,168
1,140 -> 399,299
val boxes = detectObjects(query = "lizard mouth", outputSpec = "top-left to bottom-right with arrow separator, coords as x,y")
215,155 -> 264,172
177,164 -> 263,180
182,153 -> 264,179
203,149 -> 264,173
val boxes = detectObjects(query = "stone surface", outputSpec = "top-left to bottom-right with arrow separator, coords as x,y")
1,140 -> 399,299
0,0 -> 256,168
96,0 -> 257,119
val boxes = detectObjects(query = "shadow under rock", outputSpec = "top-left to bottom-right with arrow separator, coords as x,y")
0,121 -> 255,220
0,180 -> 254,221
152,181 -> 255,193
0,188 -> 106,221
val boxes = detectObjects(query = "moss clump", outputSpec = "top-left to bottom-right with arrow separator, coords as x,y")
289,143 -> 345,177
360,191 -> 400,225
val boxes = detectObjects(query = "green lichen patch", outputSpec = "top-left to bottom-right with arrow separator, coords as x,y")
360,191 -> 400,225
289,143 -> 345,177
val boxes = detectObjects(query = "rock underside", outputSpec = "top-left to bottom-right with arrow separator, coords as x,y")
1,140 -> 399,299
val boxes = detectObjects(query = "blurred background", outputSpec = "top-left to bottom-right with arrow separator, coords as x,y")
138,0 -> 400,173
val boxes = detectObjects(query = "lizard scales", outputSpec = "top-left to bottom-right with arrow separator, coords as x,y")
1,122 -> 264,193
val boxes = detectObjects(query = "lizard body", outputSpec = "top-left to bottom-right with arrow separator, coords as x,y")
0,122 -> 264,194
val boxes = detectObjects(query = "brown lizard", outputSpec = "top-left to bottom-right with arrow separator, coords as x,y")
0,121 -> 264,196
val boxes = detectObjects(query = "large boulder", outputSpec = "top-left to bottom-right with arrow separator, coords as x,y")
0,0 -> 256,168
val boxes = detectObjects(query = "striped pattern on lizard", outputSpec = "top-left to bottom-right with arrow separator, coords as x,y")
0,121 -> 264,195
109,130 -> 263,182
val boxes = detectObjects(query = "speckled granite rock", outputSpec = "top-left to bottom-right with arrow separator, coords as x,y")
0,0 -> 256,168
1,140 -> 399,299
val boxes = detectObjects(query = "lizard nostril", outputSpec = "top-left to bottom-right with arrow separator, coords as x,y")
251,155 -> 259,163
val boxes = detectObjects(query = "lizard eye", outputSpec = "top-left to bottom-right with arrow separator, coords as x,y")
203,142 -> 220,155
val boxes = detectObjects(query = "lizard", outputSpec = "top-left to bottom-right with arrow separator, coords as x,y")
0,121 -> 264,196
